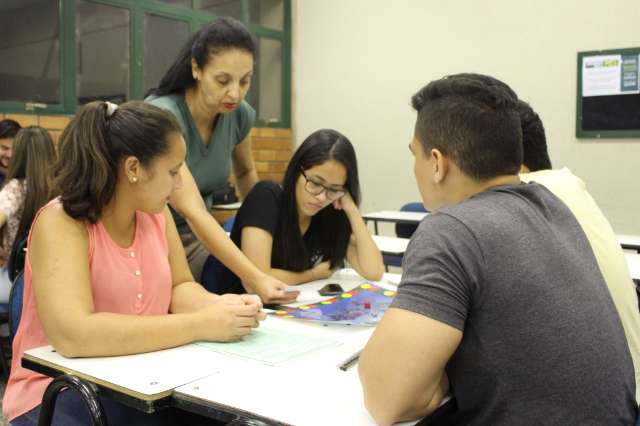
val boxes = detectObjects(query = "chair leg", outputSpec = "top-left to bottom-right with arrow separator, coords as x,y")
38,374 -> 108,426
0,336 -> 10,380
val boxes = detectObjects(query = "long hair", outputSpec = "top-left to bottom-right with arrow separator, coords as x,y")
276,129 -> 361,271
54,101 -> 181,223
5,126 -> 57,244
146,17 -> 256,98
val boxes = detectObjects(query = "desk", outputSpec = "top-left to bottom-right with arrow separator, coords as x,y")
625,253 -> 640,282
22,270 -> 405,425
212,201 -> 242,211
363,210 -> 427,234
372,235 -> 410,255
617,234 -> 640,253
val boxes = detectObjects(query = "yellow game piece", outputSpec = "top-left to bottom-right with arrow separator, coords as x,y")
275,310 -> 288,315
383,291 -> 395,297
341,293 -> 353,299
299,305 -> 310,310
361,284 -> 372,289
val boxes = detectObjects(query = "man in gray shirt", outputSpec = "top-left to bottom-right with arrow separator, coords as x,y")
359,73 -> 637,425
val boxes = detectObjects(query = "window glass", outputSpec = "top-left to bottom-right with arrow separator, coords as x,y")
198,0 -> 242,21
144,15 -> 190,95
76,1 -> 130,104
249,0 -> 283,31
0,0 -> 60,104
246,37 -> 282,124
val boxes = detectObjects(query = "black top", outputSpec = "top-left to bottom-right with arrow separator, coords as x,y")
218,181 -> 325,294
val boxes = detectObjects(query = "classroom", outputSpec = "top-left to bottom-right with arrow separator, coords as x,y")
0,0 -> 639,425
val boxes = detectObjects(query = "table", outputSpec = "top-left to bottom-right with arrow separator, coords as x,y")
363,210 -> 427,234
617,234 -> 640,253
22,270 -> 412,425
212,201 -> 242,211
625,253 -> 640,282
372,235 -> 410,255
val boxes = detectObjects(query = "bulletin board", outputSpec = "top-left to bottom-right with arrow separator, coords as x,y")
576,47 -> 640,138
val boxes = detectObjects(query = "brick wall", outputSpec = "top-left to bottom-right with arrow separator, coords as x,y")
2,113 -> 293,225
0,113 -> 293,183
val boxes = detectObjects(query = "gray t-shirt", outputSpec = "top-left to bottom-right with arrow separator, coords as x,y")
393,182 -> 637,425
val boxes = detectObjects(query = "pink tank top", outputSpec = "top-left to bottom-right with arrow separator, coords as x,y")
3,201 -> 172,421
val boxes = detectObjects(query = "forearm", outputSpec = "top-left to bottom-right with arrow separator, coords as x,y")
261,267 -> 314,286
347,211 -> 384,280
170,281 -> 219,313
235,168 -> 258,198
47,312 -> 200,358
182,206 -> 262,288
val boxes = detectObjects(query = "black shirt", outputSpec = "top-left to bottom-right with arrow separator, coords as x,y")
218,181 -> 324,294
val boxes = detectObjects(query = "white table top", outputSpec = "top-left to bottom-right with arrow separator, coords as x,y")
617,234 -> 640,250
175,316 -> 379,426
23,270 -> 402,422
625,253 -> 640,280
363,210 -> 427,223
212,201 -> 242,210
372,235 -> 410,255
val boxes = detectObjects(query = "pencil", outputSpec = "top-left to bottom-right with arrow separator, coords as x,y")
338,350 -> 362,371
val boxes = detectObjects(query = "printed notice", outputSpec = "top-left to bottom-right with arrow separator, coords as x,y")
583,54 -> 640,97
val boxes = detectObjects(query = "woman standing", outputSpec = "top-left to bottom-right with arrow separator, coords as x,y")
146,18 -> 259,277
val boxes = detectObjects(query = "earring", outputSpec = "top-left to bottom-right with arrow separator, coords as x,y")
130,177 -> 138,184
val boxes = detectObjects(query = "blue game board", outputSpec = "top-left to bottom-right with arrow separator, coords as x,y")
272,283 -> 396,326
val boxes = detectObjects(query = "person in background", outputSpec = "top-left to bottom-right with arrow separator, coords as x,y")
358,73 -> 637,425
518,98 -> 640,405
207,129 -> 384,294
0,126 -> 56,302
0,119 -> 22,185
4,101 -> 265,426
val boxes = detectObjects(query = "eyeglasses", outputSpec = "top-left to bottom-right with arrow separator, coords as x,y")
300,170 -> 346,201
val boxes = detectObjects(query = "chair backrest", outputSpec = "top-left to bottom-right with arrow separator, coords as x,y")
7,236 -> 27,283
395,202 -> 428,239
9,270 -> 24,339
223,215 -> 237,233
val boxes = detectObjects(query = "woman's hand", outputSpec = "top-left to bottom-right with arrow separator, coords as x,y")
195,294 -> 266,342
332,192 -> 359,216
310,260 -> 333,281
246,272 -> 300,305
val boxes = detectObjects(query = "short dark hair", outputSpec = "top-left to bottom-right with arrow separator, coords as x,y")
147,17 -> 256,97
278,129 -> 360,271
54,101 -> 181,223
411,73 -> 523,181
0,119 -> 22,139
517,100 -> 552,171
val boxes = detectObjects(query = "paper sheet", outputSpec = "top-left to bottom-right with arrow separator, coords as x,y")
195,322 -> 341,365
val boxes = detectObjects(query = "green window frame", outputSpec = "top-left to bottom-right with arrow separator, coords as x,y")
0,0 -> 292,128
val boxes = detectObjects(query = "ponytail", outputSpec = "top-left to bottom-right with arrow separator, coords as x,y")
55,101 -> 181,222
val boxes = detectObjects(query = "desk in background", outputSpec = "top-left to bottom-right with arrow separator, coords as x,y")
618,234 -> 640,253
372,235 -> 410,256
363,210 -> 427,234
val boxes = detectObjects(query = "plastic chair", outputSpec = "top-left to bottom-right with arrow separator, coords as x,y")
383,202 -> 428,269
39,374 -> 108,426
9,270 -> 24,339
8,236 -> 27,283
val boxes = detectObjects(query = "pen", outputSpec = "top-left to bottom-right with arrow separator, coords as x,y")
338,350 -> 362,371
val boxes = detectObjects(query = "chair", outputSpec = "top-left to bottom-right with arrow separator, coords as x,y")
7,236 -> 27,283
223,215 -> 236,233
383,202 -> 428,269
39,374 -> 108,426
9,270 -> 24,339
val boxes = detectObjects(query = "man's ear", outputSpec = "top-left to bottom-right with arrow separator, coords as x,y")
519,164 -> 530,174
430,148 -> 448,184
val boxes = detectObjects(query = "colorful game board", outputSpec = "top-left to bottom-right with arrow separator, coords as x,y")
272,283 -> 396,326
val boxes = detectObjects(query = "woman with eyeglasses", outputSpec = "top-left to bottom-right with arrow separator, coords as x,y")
203,129 -> 384,294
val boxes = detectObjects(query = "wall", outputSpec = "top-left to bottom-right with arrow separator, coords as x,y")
293,0 -> 640,234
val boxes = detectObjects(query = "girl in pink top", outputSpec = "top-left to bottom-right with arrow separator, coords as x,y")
4,101 -> 265,425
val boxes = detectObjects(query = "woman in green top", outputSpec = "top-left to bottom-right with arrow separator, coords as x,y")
147,18 -> 296,304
